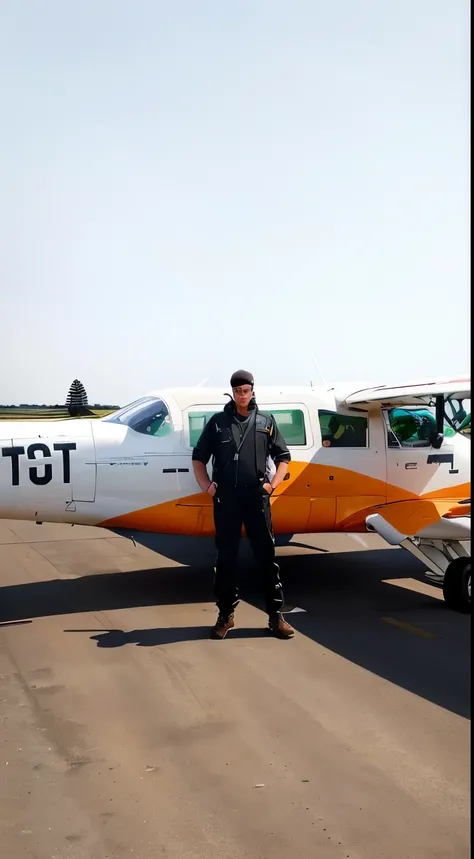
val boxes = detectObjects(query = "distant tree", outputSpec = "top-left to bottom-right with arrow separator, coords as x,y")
66,379 -> 91,416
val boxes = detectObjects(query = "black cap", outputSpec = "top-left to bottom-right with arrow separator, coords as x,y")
230,369 -> 254,388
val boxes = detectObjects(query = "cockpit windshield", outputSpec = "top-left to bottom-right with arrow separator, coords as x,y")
103,397 -> 172,437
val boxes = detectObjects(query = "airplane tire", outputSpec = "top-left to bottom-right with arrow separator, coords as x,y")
442,558 -> 471,613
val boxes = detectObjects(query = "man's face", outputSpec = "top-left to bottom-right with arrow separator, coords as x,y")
232,384 -> 253,409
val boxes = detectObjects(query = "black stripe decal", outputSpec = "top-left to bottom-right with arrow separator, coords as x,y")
163,467 -> 189,473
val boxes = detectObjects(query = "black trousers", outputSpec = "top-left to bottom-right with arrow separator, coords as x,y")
212,486 -> 284,617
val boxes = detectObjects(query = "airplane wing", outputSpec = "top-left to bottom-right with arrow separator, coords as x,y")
337,378 -> 471,409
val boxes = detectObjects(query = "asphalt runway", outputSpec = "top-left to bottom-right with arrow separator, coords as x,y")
0,520 -> 470,859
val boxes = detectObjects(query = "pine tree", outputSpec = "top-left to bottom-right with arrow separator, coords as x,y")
66,379 -> 89,416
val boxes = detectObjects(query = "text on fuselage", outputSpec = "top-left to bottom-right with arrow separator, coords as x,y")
1,443 -> 76,486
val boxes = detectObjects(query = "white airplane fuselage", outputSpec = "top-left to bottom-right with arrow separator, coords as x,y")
0,386 -> 470,540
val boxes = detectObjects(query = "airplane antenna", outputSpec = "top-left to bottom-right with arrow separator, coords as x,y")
310,351 -> 329,389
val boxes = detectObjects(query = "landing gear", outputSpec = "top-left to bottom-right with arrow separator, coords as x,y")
365,513 -> 471,614
443,558 -> 471,614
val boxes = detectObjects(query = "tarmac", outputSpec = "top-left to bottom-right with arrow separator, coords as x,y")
0,520 -> 470,859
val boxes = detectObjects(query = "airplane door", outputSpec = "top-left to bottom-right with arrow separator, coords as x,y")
316,408 -> 387,529
384,408 -> 456,501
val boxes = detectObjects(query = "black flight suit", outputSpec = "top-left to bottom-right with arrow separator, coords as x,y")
192,399 -> 291,618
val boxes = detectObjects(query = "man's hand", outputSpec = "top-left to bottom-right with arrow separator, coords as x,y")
262,462 -> 289,496
207,482 -> 217,497
193,460 -> 215,493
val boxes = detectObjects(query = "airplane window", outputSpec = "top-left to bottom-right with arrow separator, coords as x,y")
386,408 -> 436,448
105,398 -> 172,437
445,398 -> 471,438
103,397 -> 156,422
318,410 -> 368,448
386,402 -> 470,448
189,412 -> 216,447
188,408 -> 307,447
269,410 -> 306,446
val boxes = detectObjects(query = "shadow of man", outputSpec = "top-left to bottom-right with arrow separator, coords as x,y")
89,626 -> 268,647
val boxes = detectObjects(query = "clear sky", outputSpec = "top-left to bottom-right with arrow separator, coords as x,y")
0,1 -> 470,406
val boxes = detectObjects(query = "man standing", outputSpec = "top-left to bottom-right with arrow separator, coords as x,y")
192,370 -> 295,640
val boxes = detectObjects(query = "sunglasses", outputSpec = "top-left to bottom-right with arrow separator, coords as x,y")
232,386 -> 253,396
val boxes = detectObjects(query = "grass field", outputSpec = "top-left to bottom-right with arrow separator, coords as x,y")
0,408 -> 116,421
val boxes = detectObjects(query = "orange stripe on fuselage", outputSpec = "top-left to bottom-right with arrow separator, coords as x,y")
99,462 -> 470,537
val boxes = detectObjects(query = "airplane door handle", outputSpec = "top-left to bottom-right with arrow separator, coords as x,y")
405,462 -> 417,469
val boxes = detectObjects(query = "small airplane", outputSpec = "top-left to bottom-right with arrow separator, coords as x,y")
0,377 -> 470,612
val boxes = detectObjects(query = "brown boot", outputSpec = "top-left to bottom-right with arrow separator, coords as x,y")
268,612 -> 295,639
210,613 -> 235,640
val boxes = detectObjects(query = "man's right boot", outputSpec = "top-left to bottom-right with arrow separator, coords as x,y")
210,613 -> 235,640
267,612 -> 295,639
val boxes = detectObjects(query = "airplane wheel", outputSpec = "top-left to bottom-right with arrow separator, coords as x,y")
442,558 -> 471,613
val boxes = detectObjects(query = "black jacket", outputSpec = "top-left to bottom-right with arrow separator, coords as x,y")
192,398 -> 291,488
